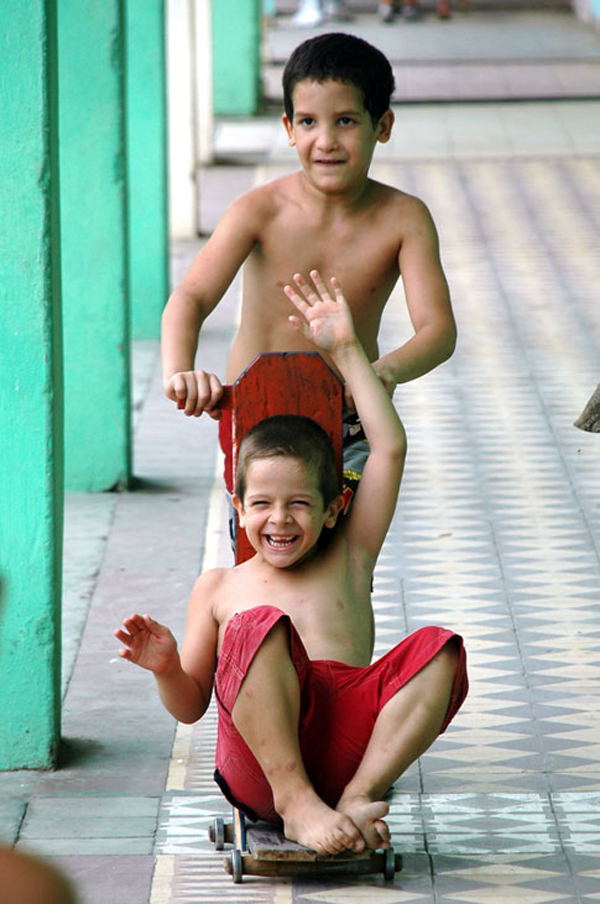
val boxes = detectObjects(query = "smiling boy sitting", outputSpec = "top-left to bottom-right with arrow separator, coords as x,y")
117,272 -> 468,855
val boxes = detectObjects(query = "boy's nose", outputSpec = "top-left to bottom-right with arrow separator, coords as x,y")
316,127 -> 338,152
270,505 -> 292,524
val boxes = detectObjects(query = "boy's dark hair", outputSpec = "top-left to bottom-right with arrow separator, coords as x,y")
235,415 -> 340,506
283,33 -> 395,126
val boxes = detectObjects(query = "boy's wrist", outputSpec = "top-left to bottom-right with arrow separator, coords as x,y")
373,358 -> 400,392
153,651 -> 182,680
330,338 -> 361,365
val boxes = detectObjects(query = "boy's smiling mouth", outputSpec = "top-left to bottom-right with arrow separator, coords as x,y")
264,534 -> 298,549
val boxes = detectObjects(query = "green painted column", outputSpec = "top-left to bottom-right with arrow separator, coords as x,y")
126,0 -> 169,339
212,0 -> 261,115
0,0 -> 63,769
58,0 -> 131,491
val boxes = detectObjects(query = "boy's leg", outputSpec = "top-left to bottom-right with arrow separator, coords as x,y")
230,619 -> 388,854
336,640 -> 462,844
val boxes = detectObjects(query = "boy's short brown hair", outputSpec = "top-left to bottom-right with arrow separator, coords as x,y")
235,415 -> 340,506
283,32 -> 395,127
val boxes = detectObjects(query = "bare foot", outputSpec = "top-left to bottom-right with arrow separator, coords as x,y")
336,795 -> 391,849
279,791 -> 365,855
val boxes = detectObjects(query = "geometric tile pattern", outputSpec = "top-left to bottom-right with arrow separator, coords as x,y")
152,153 -> 600,900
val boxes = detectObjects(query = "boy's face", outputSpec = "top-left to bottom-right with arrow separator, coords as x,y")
233,455 -> 342,569
282,79 -> 393,196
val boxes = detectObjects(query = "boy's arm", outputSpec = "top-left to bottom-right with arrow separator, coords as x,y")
285,272 -> 406,562
373,198 -> 456,396
114,573 -> 220,724
161,193 -> 260,417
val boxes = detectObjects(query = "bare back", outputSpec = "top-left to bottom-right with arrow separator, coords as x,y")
226,173 -> 408,382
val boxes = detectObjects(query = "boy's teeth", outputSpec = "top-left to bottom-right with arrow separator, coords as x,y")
268,536 -> 294,547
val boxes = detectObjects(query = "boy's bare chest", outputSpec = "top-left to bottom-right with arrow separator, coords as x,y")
236,223 -> 399,370
252,216 -> 399,290
215,561 -> 374,664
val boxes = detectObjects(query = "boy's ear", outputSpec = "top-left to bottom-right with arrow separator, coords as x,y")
232,493 -> 246,528
324,494 -> 344,529
282,113 -> 296,147
376,109 -> 394,145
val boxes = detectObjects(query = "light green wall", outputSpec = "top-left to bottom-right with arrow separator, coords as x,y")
213,0 -> 261,115
58,0 -> 131,491
0,0 -> 63,769
126,0 -> 169,339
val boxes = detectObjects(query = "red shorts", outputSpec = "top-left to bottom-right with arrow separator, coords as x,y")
213,605 -> 468,823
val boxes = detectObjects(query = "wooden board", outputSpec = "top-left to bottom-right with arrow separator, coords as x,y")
213,811 -> 402,882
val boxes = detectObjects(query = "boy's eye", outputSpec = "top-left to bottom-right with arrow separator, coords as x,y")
291,500 -> 310,507
338,117 -> 356,126
298,117 -> 315,127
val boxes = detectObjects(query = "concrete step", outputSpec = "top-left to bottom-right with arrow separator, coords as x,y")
263,9 -> 600,102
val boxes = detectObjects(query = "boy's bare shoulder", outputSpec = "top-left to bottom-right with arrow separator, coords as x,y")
188,566 -> 231,612
370,179 -> 433,220
229,173 -> 301,226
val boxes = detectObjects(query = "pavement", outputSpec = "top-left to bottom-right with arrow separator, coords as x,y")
3,6 -> 600,904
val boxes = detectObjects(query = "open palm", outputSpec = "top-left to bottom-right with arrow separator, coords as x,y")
114,613 -> 177,674
285,270 -> 355,354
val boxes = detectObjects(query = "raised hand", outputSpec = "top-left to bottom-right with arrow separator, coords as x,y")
284,270 -> 356,355
114,613 -> 178,674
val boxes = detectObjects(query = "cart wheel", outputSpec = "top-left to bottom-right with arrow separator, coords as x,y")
230,848 -> 243,884
384,846 -> 396,881
211,817 -> 225,850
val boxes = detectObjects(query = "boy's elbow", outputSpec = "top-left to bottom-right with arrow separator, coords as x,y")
177,699 -> 208,724
441,320 -> 457,362
162,287 -> 207,328
390,425 -> 407,465
178,712 -> 201,725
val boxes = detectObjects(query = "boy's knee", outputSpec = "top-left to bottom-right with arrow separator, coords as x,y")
236,619 -> 292,692
432,638 -> 461,682
257,618 -> 291,660
267,617 -> 291,643
444,637 -> 461,665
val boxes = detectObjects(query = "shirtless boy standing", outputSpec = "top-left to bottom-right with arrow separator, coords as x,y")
162,32 -> 455,421
117,272 -> 467,854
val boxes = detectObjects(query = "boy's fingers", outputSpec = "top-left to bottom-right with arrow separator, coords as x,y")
309,269 -> 329,299
293,272 -> 319,304
114,628 -> 132,645
284,285 -> 309,314
330,276 -> 345,303
172,373 -> 189,401
169,371 -> 224,417
192,372 -> 223,418
123,613 -> 147,636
